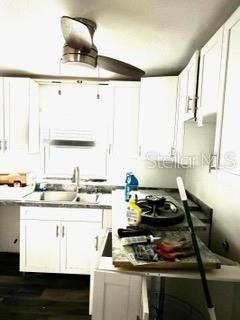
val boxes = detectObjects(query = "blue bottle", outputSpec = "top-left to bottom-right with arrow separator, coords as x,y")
125,172 -> 139,201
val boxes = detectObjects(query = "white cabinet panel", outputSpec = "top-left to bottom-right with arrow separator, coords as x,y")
20,207 -> 102,275
7,78 -> 29,152
0,78 -> 4,152
110,81 -> 140,158
174,70 -> 188,159
61,221 -> 101,274
0,77 -> 39,154
217,7 -> 240,174
92,270 -> 142,320
139,277 -> 149,320
182,51 -> 199,121
29,79 -> 40,153
20,219 -> 60,273
139,77 -> 178,160
197,27 -> 224,121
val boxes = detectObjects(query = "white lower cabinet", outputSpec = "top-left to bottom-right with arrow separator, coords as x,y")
20,207 -> 102,274
20,219 -> 60,273
92,270 -> 148,320
91,231 -> 149,320
61,220 -> 101,274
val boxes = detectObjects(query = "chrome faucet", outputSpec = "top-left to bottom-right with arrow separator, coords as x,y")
72,166 -> 80,192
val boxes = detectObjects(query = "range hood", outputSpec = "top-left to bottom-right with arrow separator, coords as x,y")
45,129 -> 96,147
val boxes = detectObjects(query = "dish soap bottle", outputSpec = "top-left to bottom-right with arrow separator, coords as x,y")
126,191 -> 142,226
125,172 -> 139,201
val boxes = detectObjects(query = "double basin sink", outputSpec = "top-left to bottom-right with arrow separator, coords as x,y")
28,191 -> 101,204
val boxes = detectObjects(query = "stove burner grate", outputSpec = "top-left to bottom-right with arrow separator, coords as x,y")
137,195 -> 185,226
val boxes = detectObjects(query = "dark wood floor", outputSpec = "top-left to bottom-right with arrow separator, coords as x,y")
0,253 -> 91,320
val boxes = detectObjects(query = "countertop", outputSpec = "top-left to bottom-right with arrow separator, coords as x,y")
0,191 -> 112,209
111,189 -> 220,270
112,189 -> 207,232
0,186 -> 211,223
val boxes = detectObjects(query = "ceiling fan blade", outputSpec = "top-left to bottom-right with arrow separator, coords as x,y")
97,55 -> 145,79
61,16 -> 92,50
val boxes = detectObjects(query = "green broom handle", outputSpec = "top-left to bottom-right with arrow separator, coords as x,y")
176,177 -> 216,320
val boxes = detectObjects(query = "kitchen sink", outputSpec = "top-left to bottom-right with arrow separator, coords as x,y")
40,191 -> 77,201
75,192 -> 101,204
24,190 -> 101,204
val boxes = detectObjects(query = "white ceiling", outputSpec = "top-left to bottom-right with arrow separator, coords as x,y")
1,0 -> 240,80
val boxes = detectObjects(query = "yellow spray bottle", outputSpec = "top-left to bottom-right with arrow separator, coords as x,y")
126,191 -> 142,226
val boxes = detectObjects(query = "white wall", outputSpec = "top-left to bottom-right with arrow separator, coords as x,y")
185,166 -> 240,261
107,156 -> 186,187
0,152 -> 42,175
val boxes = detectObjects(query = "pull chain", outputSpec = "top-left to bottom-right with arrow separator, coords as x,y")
96,66 -> 100,99
58,58 -> 62,95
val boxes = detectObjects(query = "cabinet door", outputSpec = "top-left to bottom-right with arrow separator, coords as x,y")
61,221 -> 102,274
0,77 -> 4,152
139,277 -> 149,320
110,81 -> 140,158
139,77 -> 178,160
197,27 -> 224,120
2,77 -> 39,153
174,70 -> 188,159
20,219 -> 60,273
5,78 -> 30,152
183,51 -> 199,121
218,7 -> 240,174
92,270 -> 142,320
28,79 -> 40,153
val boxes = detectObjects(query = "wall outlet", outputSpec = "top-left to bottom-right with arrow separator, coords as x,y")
222,240 -> 230,252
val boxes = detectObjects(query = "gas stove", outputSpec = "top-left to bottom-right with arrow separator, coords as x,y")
137,194 -> 185,226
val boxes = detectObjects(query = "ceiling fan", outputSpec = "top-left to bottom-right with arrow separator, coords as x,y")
60,16 -> 145,79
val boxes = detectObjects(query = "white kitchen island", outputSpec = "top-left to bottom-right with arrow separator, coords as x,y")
91,190 -> 240,320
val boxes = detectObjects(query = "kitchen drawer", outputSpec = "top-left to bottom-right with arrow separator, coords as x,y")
20,206 -> 102,222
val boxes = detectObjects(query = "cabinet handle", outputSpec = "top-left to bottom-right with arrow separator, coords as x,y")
187,96 -> 193,112
108,144 -> 112,155
4,140 -> 7,151
139,145 -> 142,157
95,236 -> 99,251
0,141 -> 1,150
170,147 -> 175,157
209,154 -> 217,173
56,225 -> 59,237
62,226 -> 65,238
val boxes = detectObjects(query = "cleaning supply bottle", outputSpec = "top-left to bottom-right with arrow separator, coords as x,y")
126,191 -> 142,226
125,172 -> 139,201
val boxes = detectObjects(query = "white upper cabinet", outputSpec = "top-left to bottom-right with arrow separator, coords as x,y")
0,77 -> 39,154
216,7 -> 240,174
174,45 -> 218,165
179,51 -> 199,121
0,78 -> 4,152
174,70 -> 188,160
109,81 -> 140,158
196,27 -> 224,122
28,79 -> 40,153
138,77 -> 178,161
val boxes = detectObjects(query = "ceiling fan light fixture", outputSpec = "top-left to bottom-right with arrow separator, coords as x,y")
60,16 -> 145,79
62,44 -> 97,68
